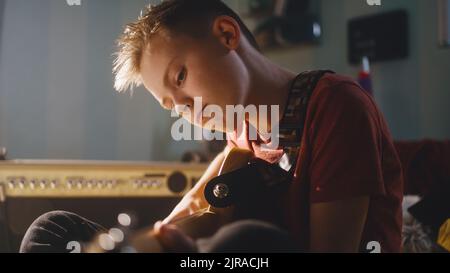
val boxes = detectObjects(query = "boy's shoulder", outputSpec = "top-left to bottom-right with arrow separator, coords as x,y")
315,72 -> 364,94
311,72 -> 377,112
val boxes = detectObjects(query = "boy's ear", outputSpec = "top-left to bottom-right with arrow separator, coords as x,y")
211,16 -> 241,50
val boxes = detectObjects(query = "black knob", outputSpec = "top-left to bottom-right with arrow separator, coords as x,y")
204,176 -> 235,208
167,172 -> 187,193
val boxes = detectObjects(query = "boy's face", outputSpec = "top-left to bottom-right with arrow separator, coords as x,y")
140,29 -> 249,132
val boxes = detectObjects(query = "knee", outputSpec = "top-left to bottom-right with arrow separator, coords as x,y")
201,220 -> 299,253
30,210 -> 76,227
19,210 -> 77,253
24,210 -> 81,235
220,220 -> 292,243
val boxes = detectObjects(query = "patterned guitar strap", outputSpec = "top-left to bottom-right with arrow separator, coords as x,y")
278,70 -> 335,175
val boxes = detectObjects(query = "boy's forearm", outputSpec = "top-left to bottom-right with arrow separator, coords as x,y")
189,148 -> 227,199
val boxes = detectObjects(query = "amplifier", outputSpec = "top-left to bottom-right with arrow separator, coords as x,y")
0,160 -> 207,252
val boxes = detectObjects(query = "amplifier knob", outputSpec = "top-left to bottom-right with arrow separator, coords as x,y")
106,180 -> 116,188
87,180 -> 95,188
141,180 -> 150,188
96,180 -> 104,188
155,180 -> 163,188
39,180 -> 48,189
97,180 -> 104,188
167,172 -> 188,193
7,179 -> 15,189
18,179 -> 26,189
148,180 -> 157,188
133,180 -> 142,188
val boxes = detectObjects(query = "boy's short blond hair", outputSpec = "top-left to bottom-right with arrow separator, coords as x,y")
113,0 -> 259,92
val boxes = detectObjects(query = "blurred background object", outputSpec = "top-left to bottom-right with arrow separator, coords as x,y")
348,10 -> 409,65
357,56 -> 373,95
252,0 -> 322,50
0,147 -> 6,160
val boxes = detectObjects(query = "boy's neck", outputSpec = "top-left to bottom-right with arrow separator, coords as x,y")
241,49 -> 297,133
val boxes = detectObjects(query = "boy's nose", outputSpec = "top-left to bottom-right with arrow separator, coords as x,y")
171,93 -> 194,110
174,105 -> 191,116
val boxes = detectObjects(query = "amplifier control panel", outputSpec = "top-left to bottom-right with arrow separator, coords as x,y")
0,160 -> 207,198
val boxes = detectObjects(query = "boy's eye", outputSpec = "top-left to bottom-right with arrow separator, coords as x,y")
176,67 -> 187,86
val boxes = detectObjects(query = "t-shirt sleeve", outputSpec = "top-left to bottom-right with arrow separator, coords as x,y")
308,82 -> 386,203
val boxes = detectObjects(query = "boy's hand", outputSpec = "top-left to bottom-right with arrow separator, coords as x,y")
163,150 -> 227,224
163,192 -> 209,224
153,221 -> 198,253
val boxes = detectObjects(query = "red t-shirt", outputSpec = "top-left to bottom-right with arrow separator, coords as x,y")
227,73 -> 404,253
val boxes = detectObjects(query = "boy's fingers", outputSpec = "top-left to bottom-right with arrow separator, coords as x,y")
153,220 -> 163,233
155,224 -> 198,253
163,208 -> 190,224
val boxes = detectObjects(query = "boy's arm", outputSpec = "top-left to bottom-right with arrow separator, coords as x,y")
163,146 -> 231,224
309,196 -> 370,252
